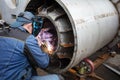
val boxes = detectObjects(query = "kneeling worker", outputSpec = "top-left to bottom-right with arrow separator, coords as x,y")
0,11 -> 64,80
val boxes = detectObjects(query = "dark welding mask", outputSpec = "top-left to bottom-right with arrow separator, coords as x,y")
32,16 -> 43,36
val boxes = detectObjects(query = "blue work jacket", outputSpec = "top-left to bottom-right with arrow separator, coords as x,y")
0,26 -> 49,80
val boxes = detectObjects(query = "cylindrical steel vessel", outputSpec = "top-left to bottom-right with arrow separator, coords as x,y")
39,0 -> 119,73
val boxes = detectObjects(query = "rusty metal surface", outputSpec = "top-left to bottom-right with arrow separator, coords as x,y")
104,54 -> 120,75
93,53 -> 112,69
66,52 -> 119,80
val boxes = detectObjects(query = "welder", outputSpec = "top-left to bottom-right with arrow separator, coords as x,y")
0,11 -> 64,80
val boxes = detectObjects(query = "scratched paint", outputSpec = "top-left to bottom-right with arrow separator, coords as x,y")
75,11 -> 118,24
94,11 -> 118,20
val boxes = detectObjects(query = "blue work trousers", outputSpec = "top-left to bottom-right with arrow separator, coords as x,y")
31,74 -> 60,80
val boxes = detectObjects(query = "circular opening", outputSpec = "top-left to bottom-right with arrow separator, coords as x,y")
36,17 -> 72,70
26,0 -> 74,72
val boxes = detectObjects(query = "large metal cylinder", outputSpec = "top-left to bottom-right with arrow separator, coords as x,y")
38,0 -> 119,73
0,0 -> 119,73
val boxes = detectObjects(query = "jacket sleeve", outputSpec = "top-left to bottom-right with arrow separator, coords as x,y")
25,35 -> 49,68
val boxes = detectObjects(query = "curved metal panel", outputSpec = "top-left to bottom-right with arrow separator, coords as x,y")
56,0 -> 119,72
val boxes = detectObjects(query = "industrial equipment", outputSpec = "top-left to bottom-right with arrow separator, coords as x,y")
0,0 -> 120,80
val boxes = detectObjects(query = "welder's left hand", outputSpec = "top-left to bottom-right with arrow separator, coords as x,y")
36,28 -> 51,45
36,36 -> 44,46
39,28 -> 53,41
36,28 -> 54,54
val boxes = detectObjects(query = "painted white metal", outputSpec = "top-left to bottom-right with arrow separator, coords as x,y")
0,0 -> 30,23
110,0 -> 119,4
56,0 -> 119,72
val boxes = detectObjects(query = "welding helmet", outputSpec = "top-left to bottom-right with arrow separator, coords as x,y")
32,16 -> 43,36
10,11 -> 43,36
10,11 -> 35,28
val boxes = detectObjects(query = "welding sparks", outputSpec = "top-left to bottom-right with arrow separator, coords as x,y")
36,28 -> 55,54
46,41 -> 54,54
